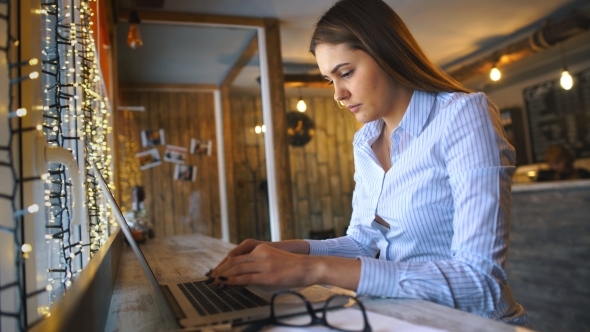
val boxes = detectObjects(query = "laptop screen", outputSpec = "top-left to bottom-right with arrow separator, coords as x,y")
92,162 -> 177,324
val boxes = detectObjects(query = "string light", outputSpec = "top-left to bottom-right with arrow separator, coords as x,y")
0,1 -> 34,329
37,0 -> 114,312
8,108 -> 27,118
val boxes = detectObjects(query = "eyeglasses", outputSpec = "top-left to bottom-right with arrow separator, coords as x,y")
242,290 -> 372,332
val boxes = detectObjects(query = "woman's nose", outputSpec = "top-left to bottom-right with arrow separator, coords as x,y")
333,83 -> 348,102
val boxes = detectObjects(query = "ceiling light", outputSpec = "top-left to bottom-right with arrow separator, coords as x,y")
127,11 -> 143,49
297,98 -> 307,112
560,69 -> 573,90
559,44 -> 573,90
490,66 -> 501,81
296,88 -> 307,112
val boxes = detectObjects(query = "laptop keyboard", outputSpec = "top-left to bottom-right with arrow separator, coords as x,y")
178,281 -> 269,316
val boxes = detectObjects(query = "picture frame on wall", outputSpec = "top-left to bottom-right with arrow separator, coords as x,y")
164,145 -> 187,164
141,129 -> 165,147
174,164 -> 197,182
190,139 -> 213,156
135,149 -> 161,170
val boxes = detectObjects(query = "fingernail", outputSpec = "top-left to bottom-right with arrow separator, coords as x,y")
204,277 -> 215,284
218,276 -> 228,281
205,269 -> 212,277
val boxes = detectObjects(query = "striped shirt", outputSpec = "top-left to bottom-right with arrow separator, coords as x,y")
306,90 -> 529,326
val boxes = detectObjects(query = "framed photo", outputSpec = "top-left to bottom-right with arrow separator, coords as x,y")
174,164 -> 197,182
190,139 -> 213,156
164,145 -> 187,164
135,149 -> 161,170
141,129 -> 165,147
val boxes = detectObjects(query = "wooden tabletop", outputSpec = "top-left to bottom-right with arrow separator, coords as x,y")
104,234 -> 529,332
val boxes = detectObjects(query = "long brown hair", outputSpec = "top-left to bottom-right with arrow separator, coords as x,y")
310,0 -> 470,93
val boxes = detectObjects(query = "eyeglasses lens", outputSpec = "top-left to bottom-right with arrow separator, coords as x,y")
273,292 -> 312,326
325,296 -> 366,332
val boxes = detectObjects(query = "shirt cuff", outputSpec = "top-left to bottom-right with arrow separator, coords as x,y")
305,237 -> 362,257
306,239 -> 329,256
356,256 -> 399,298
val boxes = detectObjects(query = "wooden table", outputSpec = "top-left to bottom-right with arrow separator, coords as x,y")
104,234 -> 529,332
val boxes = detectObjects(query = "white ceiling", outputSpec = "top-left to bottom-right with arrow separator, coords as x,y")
116,0 -> 588,92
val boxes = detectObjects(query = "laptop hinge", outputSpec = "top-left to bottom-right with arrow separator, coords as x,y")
160,285 -> 187,319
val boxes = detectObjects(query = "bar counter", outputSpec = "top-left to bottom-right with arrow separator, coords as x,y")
506,179 -> 590,331
104,234 -> 528,332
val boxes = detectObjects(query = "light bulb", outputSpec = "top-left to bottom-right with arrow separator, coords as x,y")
21,244 -> 32,253
560,69 -> 573,90
127,11 -> 143,49
297,98 -> 307,112
490,67 -> 501,81
127,24 -> 143,49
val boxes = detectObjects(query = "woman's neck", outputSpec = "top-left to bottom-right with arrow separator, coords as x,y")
381,85 -> 414,134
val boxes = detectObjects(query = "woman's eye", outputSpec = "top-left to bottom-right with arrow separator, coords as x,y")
327,81 -> 333,86
342,71 -> 353,78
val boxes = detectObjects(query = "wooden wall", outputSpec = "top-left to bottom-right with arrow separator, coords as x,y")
229,94 -> 360,242
117,90 -> 221,239
115,90 -> 359,242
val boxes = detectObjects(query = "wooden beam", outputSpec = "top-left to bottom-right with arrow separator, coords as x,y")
283,74 -> 329,88
221,34 -> 258,87
118,9 -> 264,27
449,12 -> 590,82
260,18 -> 295,240
119,82 -> 218,92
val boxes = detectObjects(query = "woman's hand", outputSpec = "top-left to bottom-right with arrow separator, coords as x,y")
209,239 -> 265,274
209,243 -> 362,291
210,243 -> 320,288
209,239 -> 311,276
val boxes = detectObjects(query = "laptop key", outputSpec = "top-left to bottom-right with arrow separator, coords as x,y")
179,281 -> 269,316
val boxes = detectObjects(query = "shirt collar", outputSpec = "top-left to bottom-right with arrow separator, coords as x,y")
353,90 -> 437,146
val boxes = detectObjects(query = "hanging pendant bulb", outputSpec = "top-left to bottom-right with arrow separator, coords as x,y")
297,98 -> 307,112
560,68 -> 573,90
296,87 -> 306,112
127,11 -> 143,49
490,66 -> 501,81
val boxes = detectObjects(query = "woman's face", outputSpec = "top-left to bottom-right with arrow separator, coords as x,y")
315,43 -> 407,124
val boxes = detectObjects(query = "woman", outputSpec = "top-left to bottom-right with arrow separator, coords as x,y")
210,0 -> 529,326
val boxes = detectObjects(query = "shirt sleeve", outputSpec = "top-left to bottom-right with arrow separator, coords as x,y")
306,168 -> 381,259
355,93 -> 524,321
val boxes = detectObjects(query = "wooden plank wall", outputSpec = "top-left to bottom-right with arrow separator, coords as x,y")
229,94 -> 361,242
506,185 -> 590,332
116,91 -> 221,239
229,95 -> 271,241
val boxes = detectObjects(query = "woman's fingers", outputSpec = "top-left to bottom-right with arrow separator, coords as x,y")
212,244 -> 312,288
210,239 -> 262,273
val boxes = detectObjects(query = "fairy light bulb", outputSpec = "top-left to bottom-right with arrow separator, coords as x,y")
127,11 -> 143,49
560,69 -> 573,90
490,67 -> 501,81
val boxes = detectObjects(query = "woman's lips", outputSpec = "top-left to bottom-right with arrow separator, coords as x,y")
348,104 -> 361,113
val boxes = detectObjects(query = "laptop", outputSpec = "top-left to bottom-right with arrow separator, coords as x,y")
92,162 -> 346,328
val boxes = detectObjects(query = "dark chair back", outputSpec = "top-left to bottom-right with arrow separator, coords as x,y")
308,228 -> 335,240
